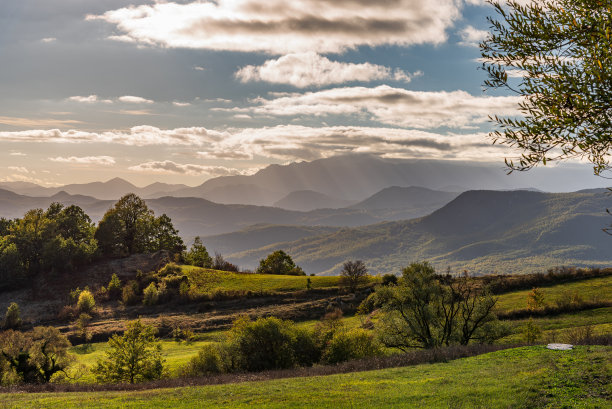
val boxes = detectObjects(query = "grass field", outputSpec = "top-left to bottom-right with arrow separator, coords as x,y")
180,266 -> 353,295
494,275 -> 612,312
4,346 -> 610,408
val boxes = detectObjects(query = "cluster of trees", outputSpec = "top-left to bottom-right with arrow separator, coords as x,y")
0,326 -> 73,384
360,262 -> 504,350
182,313 -> 381,377
256,250 -> 305,276
95,194 -> 184,258
0,194 -> 183,290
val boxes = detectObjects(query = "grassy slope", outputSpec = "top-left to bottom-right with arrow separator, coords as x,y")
180,266 -> 347,294
65,277 -> 612,383
4,346 -> 610,408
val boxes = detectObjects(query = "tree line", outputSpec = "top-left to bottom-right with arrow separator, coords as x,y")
0,193 -> 184,290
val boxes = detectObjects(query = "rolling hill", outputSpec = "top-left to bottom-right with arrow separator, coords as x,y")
273,190 -> 354,211
218,190 -> 612,275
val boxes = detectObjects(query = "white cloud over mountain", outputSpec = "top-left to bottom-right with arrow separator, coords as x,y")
236,52 -> 420,87
88,0 -> 463,54
223,85 -> 522,129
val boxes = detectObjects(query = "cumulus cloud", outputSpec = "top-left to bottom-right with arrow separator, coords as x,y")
0,123 -> 511,162
236,52 -> 421,88
0,126 -> 228,146
8,166 -> 29,173
222,85 -> 522,129
88,0 -> 463,54
68,95 -> 100,103
118,95 -> 154,104
458,25 -> 488,47
129,160 -> 250,176
49,156 -> 116,165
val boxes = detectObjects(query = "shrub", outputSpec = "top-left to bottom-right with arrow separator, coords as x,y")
522,318 -> 542,344
77,290 -> 95,314
3,302 -> 22,330
122,281 -> 140,305
107,274 -> 122,300
340,260 -> 368,293
322,328 -> 382,364
76,313 -> 93,344
92,320 -> 164,384
256,250 -> 305,276
212,252 -> 240,272
143,283 -> 159,306
228,316 -> 314,372
381,274 -> 398,286
526,287 -> 545,310
158,263 -> 182,277
180,344 -> 228,377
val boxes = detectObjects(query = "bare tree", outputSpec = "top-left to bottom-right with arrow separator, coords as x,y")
340,260 -> 368,293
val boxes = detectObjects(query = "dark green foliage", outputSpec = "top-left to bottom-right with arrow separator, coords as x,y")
3,302 -> 22,330
122,280 -> 140,306
374,262 -> 499,350
92,320 -> 164,384
95,194 -> 183,257
340,260 -> 368,292
228,316 -> 311,371
256,250 -> 305,276
142,282 -> 159,306
381,274 -> 398,286
481,0 -> 612,174
183,237 -> 212,268
0,327 -> 73,384
322,328 -> 383,364
107,274 -> 122,300
0,203 -> 98,290
180,344 -> 230,377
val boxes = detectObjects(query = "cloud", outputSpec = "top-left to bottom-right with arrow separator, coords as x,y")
49,156 -> 116,165
68,95 -> 100,103
0,116 -> 83,128
41,37 -> 57,43
8,166 -> 29,173
9,152 -> 26,156
0,126 -> 228,146
88,0 -> 463,54
194,66 -> 205,71
222,85 -> 522,129
172,101 -> 191,107
458,25 -> 488,47
235,52 -> 421,88
129,160 -> 250,176
0,124 -> 511,162
118,95 -> 154,104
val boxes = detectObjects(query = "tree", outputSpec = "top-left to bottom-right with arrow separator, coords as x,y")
481,0 -> 611,175
92,320 -> 164,384
3,302 -> 22,330
340,260 -> 368,293
77,289 -> 96,314
0,327 -> 73,383
107,273 -> 122,300
374,262 -> 499,350
183,237 -> 212,268
526,287 -> 546,310
151,214 -> 185,254
256,250 -> 305,276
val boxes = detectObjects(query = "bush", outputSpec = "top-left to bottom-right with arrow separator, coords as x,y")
92,320 -> 164,384
322,328 -> 382,364
526,287 -> 545,310
3,302 -> 22,330
256,250 -> 305,276
77,290 -> 95,314
522,318 -> 542,344
381,274 -> 398,286
228,316 -> 315,372
122,281 -> 140,305
143,283 -> 159,306
107,274 -> 122,300
180,344 -> 228,377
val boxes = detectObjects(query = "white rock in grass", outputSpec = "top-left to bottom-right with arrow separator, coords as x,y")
547,343 -> 573,350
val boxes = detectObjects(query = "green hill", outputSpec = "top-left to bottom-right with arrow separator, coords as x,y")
2,346 -> 609,408
225,190 -> 612,275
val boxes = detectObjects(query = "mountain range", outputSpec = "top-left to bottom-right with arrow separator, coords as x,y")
0,185 -> 458,237
204,190 -> 612,275
2,155 -> 608,204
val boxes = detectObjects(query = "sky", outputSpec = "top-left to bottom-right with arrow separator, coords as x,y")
0,0 -> 607,188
